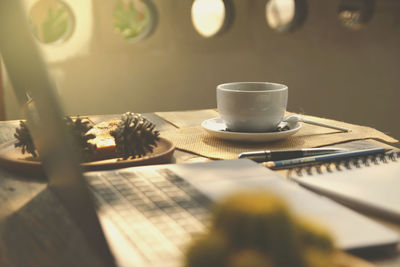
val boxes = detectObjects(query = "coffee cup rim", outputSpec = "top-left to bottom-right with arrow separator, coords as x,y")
217,82 -> 288,93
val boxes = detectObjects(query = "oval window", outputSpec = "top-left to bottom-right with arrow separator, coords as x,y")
265,0 -> 307,32
113,0 -> 157,41
338,0 -> 374,30
29,0 -> 75,45
191,0 -> 231,38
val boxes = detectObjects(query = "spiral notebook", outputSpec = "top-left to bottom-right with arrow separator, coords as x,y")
289,151 -> 400,223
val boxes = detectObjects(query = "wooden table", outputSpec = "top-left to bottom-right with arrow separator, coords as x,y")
0,111 -> 399,267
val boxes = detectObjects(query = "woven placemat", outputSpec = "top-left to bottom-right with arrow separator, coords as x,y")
157,110 -> 398,160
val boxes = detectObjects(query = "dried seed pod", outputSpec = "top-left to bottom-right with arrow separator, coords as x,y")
110,112 -> 160,159
64,116 -> 97,157
14,120 -> 37,157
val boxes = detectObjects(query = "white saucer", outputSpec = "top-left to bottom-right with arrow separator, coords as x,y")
201,118 -> 302,142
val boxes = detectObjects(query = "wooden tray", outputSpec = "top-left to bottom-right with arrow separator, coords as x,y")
0,138 -> 175,176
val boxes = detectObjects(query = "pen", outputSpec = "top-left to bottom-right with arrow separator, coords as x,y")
263,147 -> 387,169
238,148 -> 347,162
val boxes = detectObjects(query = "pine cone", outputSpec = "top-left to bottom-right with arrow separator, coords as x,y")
110,112 -> 160,159
14,120 -> 37,157
64,116 -> 97,157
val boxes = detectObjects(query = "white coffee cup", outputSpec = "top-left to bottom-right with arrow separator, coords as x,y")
217,82 -> 288,132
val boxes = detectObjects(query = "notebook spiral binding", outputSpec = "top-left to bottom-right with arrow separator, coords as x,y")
288,151 -> 400,178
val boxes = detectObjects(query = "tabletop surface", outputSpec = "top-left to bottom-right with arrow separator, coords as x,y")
0,111 -> 399,267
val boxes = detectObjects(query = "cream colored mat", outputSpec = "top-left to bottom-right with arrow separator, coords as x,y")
156,109 -> 398,160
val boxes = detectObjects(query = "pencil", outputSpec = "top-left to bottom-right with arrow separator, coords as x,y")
263,148 -> 386,169
238,148 -> 346,162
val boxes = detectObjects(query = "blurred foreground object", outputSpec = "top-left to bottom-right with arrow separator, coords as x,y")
184,192 -> 337,267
